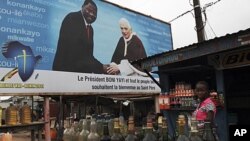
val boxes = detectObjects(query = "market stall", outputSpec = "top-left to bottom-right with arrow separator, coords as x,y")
133,28 -> 250,141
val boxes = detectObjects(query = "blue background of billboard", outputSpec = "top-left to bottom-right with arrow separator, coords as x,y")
0,0 -> 172,70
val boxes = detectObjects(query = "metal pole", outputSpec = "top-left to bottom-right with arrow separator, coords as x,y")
215,70 -> 228,141
193,0 -> 205,42
44,96 -> 51,141
31,96 -> 34,122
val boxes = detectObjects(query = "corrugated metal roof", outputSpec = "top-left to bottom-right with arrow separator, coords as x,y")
133,28 -> 250,68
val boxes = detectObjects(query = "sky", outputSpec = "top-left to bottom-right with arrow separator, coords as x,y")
106,0 -> 250,49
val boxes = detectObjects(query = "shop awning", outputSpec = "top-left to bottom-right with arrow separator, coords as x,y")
132,28 -> 250,69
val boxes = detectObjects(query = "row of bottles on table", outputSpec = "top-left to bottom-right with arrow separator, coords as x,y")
63,116 -> 121,141
175,114 -> 219,141
65,113 -> 219,141
2,102 -> 31,126
63,114 -> 171,141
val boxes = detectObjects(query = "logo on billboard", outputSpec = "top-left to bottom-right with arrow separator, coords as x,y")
1,41 -> 42,82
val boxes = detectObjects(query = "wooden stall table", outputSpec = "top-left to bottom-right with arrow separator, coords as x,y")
0,122 -> 45,141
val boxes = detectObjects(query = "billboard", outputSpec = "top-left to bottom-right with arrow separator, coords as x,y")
0,0 -> 172,94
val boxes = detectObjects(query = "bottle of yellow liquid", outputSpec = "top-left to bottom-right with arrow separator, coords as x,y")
20,102 -> 32,124
176,115 -> 189,141
5,102 -> 18,125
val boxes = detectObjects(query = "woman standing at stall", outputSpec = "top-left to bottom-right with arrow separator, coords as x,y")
193,81 -> 216,125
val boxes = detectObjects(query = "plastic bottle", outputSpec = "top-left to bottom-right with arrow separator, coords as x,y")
5,103 -> 18,125
20,102 -> 31,124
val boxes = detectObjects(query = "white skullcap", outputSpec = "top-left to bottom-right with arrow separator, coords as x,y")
119,18 -> 131,29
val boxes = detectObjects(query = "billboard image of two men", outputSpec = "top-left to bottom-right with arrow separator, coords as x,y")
0,0 -> 172,76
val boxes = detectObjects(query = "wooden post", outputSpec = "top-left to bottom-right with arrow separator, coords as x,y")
57,96 -> 64,141
155,95 -> 160,113
44,96 -> 51,141
31,96 -> 35,141
193,0 -> 205,42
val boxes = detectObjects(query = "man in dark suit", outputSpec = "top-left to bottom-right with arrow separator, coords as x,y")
53,0 -> 105,74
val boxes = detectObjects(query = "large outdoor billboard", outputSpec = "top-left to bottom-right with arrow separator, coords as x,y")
0,0 -> 172,94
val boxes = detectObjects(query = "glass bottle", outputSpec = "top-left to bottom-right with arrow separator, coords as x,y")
97,115 -> 104,137
156,115 -> 163,140
86,116 -> 92,132
135,126 -> 144,141
189,131 -> 203,141
79,119 -> 84,132
125,116 -> 138,141
69,121 -> 79,141
5,102 -> 18,125
159,117 -> 171,141
143,117 -> 157,141
189,118 -> 202,141
101,122 -> 111,141
108,114 -> 114,136
79,119 -> 90,141
176,115 -> 189,141
202,121 -> 216,141
111,118 -> 124,141
20,101 -> 31,124
119,112 -> 127,137
63,120 -> 71,141
87,118 -> 100,141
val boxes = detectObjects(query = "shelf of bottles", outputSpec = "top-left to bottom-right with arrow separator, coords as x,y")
159,82 -> 224,111
0,102 -> 32,127
0,102 -> 33,141
159,82 -> 196,111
